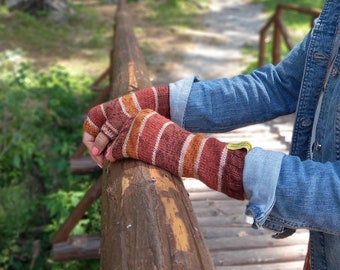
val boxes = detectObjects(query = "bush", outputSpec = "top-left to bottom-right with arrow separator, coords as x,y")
0,49 -> 100,269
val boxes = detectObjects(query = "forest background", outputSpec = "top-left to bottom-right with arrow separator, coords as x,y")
0,0 -> 324,269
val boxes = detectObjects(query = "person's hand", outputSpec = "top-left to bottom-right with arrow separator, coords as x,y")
105,109 -> 252,200
82,131 -> 105,167
82,85 -> 170,167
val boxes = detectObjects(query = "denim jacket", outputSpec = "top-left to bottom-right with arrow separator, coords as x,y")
169,0 -> 340,268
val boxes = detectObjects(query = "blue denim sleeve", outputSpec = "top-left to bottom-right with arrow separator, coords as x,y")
243,148 -> 285,227
169,76 -> 200,127
270,155 -> 340,235
168,33 -> 310,133
245,149 -> 340,235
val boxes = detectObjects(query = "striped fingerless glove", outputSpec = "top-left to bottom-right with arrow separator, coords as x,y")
83,85 -> 170,139
107,109 -> 251,200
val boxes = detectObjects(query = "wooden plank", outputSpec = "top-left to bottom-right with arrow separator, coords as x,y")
193,207 -> 246,218
201,226 -> 271,239
193,204 -> 246,218
192,198 -> 247,208
70,157 -> 102,175
216,261 -> 304,270
189,189 -> 248,218
197,215 -> 258,227
186,179 -> 309,269
211,244 -> 307,267
53,235 -> 100,261
277,3 -> 321,16
189,190 -> 234,201
205,232 -> 308,251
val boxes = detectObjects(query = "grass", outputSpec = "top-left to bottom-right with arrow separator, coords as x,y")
143,0 -> 208,30
254,0 -> 324,41
240,0 -> 324,69
0,0 -> 326,75
0,3 -> 113,76
254,0 -> 324,12
0,0 -> 209,77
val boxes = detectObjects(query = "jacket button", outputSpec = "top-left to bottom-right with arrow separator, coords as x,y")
301,119 -> 313,127
312,141 -> 322,152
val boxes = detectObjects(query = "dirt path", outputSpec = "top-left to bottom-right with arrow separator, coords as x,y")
192,0 -> 295,154
152,0 -> 266,82
144,0 -> 294,154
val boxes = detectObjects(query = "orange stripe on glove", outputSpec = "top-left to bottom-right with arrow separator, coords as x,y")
106,109 -> 252,200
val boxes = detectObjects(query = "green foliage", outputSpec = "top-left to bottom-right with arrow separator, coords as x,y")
0,0 -> 143,269
0,49 -> 100,269
254,0 -> 323,35
0,185 -> 46,269
253,0 -> 324,13
0,4 -> 112,74
0,50 -> 92,188
45,190 -> 101,236
143,0 -> 208,29
242,0 -> 324,70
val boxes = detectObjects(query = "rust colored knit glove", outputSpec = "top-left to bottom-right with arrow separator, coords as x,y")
106,109 -> 252,200
83,85 -> 170,139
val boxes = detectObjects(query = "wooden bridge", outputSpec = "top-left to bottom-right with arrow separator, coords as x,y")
50,1 -> 319,269
185,113 -> 310,269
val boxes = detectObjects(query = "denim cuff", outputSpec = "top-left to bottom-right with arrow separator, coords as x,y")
243,147 -> 285,228
169,76 -> 200,127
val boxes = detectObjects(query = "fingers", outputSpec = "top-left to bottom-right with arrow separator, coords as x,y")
93,132 -> 111,155
104,118 -> 135,162
104,129 -> 124,162
92,153 -> 105,168
82,131 -> 106,168
105,144 -> 115,162
83,104 -> 107,136
104,132 -> 127,163
82,132 -> 95,152
83,112 -> 134,166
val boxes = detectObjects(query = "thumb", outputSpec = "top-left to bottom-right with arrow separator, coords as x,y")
105,133 -> 130,163
105,118 -> 135,162
93,131 -> 110,156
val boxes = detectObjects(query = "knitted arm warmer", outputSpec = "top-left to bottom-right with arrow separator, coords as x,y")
107,109 -> 251,200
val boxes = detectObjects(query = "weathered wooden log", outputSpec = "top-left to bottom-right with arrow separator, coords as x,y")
102,162 -> 214,269
276,3 -> 321,17
53,235 -> 100,261
70,156 -> 102,175
272,6 -> 282,65
100,0 -> 214,269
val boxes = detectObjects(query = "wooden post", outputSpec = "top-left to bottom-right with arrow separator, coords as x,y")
258,15 -> 274,67
272,5 -> 282,65
53,235 -> 101,261
100,1 -> 214,269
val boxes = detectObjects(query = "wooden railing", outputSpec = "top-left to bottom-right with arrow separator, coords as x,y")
50,2 -> 321,268
51,1 -> 214,269
258,3 -> 321,66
